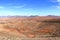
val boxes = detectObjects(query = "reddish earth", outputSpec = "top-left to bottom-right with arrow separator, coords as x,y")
0,16 -> 60,38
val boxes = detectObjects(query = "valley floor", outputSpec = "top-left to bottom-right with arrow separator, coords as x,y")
0,32 -> 60,40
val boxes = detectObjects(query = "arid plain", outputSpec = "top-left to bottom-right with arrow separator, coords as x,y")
0,16 -> 60,40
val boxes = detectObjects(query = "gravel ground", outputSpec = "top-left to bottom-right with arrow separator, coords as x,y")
0,32 -> 60,40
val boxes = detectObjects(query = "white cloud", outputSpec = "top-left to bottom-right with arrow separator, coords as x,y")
12,4 -> 26,8
50,0 -> 56,2
56,6 -> 60,8
50,0 -> 60,2
0,6 -> 4,8
52,6 -> 60,9
24,9 -> 31,10
13,6 -> 24,8
50,0 -> 60,9
57,0 -> 60,2
50,0 -> 60,4
0,4 -> 26,9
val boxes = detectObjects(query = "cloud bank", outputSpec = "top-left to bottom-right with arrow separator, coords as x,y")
50,0 -> 60,9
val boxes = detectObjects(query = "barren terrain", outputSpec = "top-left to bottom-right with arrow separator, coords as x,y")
0,16 -> 60,40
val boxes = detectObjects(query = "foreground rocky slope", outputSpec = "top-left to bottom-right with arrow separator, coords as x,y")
0,31 -> 60,40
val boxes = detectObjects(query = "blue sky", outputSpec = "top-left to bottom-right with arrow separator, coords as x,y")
0,0 -> 60,16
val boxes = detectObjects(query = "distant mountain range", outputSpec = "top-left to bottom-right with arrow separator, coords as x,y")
0,15 -> 60,18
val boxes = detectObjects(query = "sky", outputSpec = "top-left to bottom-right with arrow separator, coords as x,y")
0,0 -> 60,16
